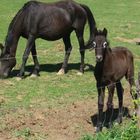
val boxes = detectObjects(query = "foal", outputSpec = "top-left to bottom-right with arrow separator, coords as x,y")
92,28 -> 138,132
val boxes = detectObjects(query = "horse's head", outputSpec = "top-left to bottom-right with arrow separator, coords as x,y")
0,43 -> 16,78
91,28 -> 109,62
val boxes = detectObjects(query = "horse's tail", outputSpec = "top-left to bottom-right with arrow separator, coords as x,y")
80,4 -> 96,48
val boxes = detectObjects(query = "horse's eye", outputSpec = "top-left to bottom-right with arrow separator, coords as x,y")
103,42 -> 107,48
92,41 -> 96,48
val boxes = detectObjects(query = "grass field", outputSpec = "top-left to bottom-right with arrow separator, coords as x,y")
0,0 -> 140,140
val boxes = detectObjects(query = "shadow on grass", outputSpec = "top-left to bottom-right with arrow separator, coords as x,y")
9,63 -> 94,78
91,107 -> 132,128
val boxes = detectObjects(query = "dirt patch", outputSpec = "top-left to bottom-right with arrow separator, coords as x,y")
0,89 -> 134,140
114,37 -> 140,44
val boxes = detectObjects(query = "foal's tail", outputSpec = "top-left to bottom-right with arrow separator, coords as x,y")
80,4 -> 96,48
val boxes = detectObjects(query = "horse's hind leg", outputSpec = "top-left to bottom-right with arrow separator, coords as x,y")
17,34 -> 35,78
30,42 -> 40,77
106,84 -> 115,128
116,81 -> 124,124
126,63 -> 138,113
57,34 -> 72,75
75,28 -> 85,75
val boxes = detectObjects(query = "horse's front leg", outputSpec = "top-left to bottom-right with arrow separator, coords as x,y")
107,84 -> 115,128
57,34 -> 72,75
17,34 -> 35,78
96,83 -> 105,132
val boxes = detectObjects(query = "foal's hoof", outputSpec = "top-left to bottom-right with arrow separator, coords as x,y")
57,69 -> 65,75
108,122 -> 113,128
95,126 -> 102,133
115,117 -> 122,124
77,71 -> 83,76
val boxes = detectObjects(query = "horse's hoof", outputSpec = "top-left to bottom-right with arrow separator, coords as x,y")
16,77 -> 22,81
30,74 -> 38,78
77,72 -> 83,76
57,69 -> 65,75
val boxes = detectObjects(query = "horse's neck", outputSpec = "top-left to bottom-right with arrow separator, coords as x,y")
104,48 -> 112,61
4,30 -> 19,57
96,48 -> 112,73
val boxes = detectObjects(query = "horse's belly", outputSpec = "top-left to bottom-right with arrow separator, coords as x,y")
39,33 -> 64,41
38,26 -> 73,41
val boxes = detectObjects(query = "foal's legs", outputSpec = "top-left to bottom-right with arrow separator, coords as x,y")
75,29 -> 85,75
57,34 -> 72,75
107,84 -> 115,127
96,83 -> 105,132
31,43 -> 40,76
17,34 -> 35,78
116,81 -> 124,124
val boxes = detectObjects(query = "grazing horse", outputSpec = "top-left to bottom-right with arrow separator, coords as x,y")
91,28 -> 138,132
0,0 -> 96,78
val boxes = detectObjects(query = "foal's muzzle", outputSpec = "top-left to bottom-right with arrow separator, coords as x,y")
96,55 -> 103,62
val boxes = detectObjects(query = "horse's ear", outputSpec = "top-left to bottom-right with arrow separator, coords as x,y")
103,28 -> 108,37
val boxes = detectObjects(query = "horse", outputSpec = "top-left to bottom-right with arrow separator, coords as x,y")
91,28 -> 138,132
0,0 -> 96,78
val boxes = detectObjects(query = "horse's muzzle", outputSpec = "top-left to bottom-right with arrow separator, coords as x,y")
96,55 -> 103,62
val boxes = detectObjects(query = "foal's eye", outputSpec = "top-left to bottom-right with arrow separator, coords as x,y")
103,42 -> 107,48
92,41 -> 96,48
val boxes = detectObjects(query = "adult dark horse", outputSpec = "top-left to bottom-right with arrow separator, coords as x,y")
91,28 -> 138,132
0,0 -> 96,78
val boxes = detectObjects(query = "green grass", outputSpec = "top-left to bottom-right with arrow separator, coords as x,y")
81,120 -> 140,140
0,0 -> 140,139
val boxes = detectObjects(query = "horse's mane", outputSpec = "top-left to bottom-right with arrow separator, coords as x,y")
8,1 -> 38,32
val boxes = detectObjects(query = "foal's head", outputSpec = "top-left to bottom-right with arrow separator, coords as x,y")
91,28 -> 109,62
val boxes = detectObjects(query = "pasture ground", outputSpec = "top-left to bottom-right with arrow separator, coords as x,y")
0,0 -> 140,140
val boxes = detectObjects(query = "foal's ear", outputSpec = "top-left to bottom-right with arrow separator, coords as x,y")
103,28 -> 108,37
93,27 -> 98,36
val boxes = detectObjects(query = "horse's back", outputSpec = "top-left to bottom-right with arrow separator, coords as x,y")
20,0 -> 87,40
112,46 -> 133,61
101,46 -> 134,82
112,46 -> 134,77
